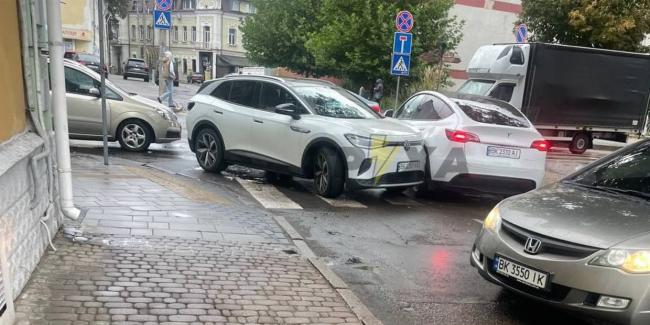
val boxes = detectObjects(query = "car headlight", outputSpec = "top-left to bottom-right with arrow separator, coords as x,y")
589,249 -> 650,273
156,108 -> 171,120
345,134 -> 386,149
483,206 -> 501,231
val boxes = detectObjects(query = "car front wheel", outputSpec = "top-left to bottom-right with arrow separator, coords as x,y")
195,128 -> 226,172
117,119 -> 152,152
313,147 -> 345,198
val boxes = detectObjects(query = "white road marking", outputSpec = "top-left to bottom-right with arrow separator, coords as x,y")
236,178 -> 302,209
383,195 -> 422,206
473,219 -> 484,225
319,196 -> 367,208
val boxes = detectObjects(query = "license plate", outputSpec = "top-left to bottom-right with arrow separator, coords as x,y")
493,255 -> 549,290
487,146 -> 521,159
397,161 -> 420,172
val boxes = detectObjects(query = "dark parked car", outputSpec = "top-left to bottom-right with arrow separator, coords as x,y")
123,58 -> 150,82
64,51 -> 108,78
187,72 -> 204,84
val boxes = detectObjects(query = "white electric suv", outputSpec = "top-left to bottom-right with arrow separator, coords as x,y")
186,75 -> 426,198
387,92 -> 548,195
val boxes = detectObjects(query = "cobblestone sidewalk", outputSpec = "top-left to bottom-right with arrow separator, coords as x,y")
13,155 -> 364,325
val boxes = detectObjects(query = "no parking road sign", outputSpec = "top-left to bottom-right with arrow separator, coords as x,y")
156,0 -> 173,11
395,10 -> 414,33
515,23 -> 528,43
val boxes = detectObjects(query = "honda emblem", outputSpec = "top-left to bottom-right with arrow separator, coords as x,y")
524,237 -> 542,255
404,140 -> 411,151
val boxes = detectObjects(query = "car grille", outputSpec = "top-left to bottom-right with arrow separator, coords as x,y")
500,220 -> 600,259
486,257 -> 571,301
354,171 -> 424,187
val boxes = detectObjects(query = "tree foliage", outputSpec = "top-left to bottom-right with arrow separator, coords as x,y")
105,0 -> 130,19
521,0 -> 650,52
241,0 -> 462,84
241,0 -> 324,76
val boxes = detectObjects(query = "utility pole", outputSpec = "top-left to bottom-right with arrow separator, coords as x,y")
98,0 -> 109,165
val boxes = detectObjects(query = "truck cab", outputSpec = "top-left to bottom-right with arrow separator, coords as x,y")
458,44 -> 530,109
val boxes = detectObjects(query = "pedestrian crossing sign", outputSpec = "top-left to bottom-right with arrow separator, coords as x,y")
391,53 -> 410,76
154,10 -> 171,30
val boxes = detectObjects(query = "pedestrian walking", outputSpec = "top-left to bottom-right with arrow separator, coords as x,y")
158,51 -> 175,108
373,78 -> 384,103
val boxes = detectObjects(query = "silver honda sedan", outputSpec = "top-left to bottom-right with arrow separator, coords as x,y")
471,139 -> 650,325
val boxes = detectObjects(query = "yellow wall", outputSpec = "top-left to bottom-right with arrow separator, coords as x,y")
61,0 -> 89,26
0,0 -> 27,142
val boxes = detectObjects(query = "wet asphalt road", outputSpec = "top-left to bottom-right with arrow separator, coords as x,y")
70,76 -> 615,325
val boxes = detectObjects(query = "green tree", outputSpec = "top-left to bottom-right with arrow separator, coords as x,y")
305,0 -> 462,85
241,0 -> 326,76
522,0 -> 650,52
105,0 -> 130,19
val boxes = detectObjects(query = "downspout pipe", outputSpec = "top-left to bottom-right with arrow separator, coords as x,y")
46,0 -> 80,220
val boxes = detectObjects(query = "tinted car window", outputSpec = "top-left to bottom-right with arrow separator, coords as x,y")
78,53 -> 100,63
259,83 -> 300,111
454,99 -> 530,128
489,83 -> 515,102
570,142 -> 649,196
127,60 -> 146,68
510,46 -> 525,65
65,67 -> 95,96
229,80 -> 260,107
395,95 -> 423,119
211,81 -> 231,100
294,85 -> 379,119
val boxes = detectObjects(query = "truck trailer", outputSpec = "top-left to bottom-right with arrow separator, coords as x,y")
458,43 -> 650,154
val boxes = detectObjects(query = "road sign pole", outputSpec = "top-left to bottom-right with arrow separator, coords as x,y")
394,76 -> 400,109
98,0 -> 109,165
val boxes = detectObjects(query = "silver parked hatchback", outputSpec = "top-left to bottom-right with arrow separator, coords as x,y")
64,59 -> 181,151
471,139 -> 650,325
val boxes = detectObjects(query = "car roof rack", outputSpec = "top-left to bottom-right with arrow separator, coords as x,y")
224,74 -> 287,83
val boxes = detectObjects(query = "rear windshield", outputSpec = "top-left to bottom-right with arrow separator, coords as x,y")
454,99 -> 530,128
78,54 -> 99,63
128,60 -> 146,67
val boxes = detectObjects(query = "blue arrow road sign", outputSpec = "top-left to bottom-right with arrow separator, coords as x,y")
154,10 -> 171,30
393,32 -> 412,55
391,53 -> 410,76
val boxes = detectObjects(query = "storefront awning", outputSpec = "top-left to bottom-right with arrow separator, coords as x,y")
217,55 -> 252,67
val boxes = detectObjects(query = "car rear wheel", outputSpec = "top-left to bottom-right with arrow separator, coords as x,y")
117,119 -> 152,152
123,75 -> 127,80
144,77 -> 149,82
195,128 -> 226,173
313,147 -> 344,198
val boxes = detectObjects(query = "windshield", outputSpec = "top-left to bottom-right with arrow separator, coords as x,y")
458,80 -> 494,96
569,142 -> 650,198
128,60 -> 146,67
453,99 -> 530,128
294,86 -> 379,119
78,54 -> 99,63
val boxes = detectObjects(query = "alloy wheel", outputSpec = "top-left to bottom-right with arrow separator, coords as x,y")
314,153 -> 329,194
121,123 -> 147,150
196,132 -> 218,168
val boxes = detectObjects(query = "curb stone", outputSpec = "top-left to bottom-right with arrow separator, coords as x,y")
273,216 -> 384,325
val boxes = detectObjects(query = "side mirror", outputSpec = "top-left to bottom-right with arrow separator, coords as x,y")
275,103 -> 301,120
89,87 -> 101,97
384,109 -> 394,118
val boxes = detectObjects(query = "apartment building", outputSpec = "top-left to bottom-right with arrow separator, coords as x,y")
111,0 -> 253,81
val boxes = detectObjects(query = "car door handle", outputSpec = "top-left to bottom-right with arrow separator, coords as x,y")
290,126 -> 311,134
213,109 -> 223,115
253,119 -> 264,124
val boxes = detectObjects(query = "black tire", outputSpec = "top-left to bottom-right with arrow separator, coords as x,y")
117,119 -> 152,152
385,186 -> 410,194
123,75 -> 127,80
194,128 -> 227,173
144,77 -> 149,82
313,147 -> 345,198
569,133 -> 590,154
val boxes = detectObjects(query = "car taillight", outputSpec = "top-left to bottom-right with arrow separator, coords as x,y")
445,129 -> 480,143
531,140 -> 551,152
371,104 -> 381,113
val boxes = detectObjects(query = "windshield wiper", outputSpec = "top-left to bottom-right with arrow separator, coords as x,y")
563,180 -> 650,200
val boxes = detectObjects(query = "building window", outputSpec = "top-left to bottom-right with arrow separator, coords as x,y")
173,26 -> 179,41
231,0 -> 240,11
203,26 -> 210,45
139,25 -> 144,40
192,59 -> 196,72
191,26 -> 196,42
228,28 -> 236,46
183,59 -> 187,74
131,25 -> 136,39
147,26 -> 152,41
181,0 -> 196,9
183,26 -> 188,41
